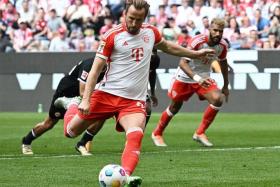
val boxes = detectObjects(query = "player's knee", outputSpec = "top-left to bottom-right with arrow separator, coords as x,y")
126,127 -> 144,147
64,126 -> 77,138
168,106 -> 179,115
211,93 -> 224,106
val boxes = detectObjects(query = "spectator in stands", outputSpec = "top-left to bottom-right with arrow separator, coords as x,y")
269,15 -> 280,41
241,29 -> 263,49
161,17 -> 181,42
65,0 -> 92,32
148,14 -> 157,27
262,40 -> 271,48
84,0 -> 103,15
18,0 -> 35,24
0,30 -> 13,52
69,26 -> 84,50
186,19 -> 201,37
156,4 -> 168,28
177,0 -> 194,26
10,18 -> 33,52
107,0 -> 124,21
177,27 -> 192,47
2,1 -> 17,27
201,16 -> 210,35
99,16 -> 114,37
268,0 -> 280,16
223,16 -> 241,47
267,32 -> 280,48
193,0 -> 208,18
240,16 -> 257,39
47,9 -> 67,40
47,0 -> 70,18
27,8 -> 49,51
83,28 -> 98,51
0,10 -> 7,34
271,5 -> 280,19
32,8 -> 48,40
252,8 -> 270,38
189,4 -> 204,33
169,3 -> 179,22
253,0 -> 271,19
203,0 -> 225,21
49,27 -> 71,52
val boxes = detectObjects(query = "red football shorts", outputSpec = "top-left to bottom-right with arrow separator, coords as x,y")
168,78 -> 219,101
78,90 -> 146,131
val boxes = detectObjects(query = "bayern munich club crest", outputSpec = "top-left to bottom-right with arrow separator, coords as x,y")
142,35 -> 149,43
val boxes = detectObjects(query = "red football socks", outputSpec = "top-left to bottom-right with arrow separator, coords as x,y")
121,130 -> 143,176
196,104 -> 219,135
153,108 -> 173,136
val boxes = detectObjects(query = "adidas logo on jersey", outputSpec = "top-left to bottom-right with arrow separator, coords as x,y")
122,41 -> 128,46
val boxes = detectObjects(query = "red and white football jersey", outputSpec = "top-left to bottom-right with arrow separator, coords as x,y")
175,34 -> 228,83
96,23 -> 162,101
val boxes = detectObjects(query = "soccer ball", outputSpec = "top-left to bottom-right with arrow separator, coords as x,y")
98,164 -> 127,187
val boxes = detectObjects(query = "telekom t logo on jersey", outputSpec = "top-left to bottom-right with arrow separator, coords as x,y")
131,47 -> 144,63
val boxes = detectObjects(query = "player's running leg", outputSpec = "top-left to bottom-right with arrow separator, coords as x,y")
193,90 -> 223,147
152,101 -> 183,147
22,117 -> 58,155
76,120 -> 105,156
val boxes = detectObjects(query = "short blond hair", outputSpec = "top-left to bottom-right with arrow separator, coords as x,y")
211,18 -> 226,28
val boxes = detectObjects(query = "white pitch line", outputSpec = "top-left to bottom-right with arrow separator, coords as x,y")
1,145 -> 280,160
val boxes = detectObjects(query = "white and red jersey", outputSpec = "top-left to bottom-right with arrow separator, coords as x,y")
95,23 -> 162,101
175,34 -> 228,83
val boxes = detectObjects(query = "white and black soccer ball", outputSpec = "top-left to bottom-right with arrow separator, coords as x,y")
99,164 -> 127,187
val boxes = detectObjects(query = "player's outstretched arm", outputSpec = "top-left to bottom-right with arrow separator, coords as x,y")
156,39 -> 214,59
79,57 -> 106,114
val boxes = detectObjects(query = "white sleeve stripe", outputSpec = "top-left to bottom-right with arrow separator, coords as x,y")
96,54 -> 108,61
77,78 -> 86,84
103,25 -> 123,39
191,37 -> 204,48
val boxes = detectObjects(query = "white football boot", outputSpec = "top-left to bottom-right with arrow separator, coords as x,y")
151,132 -> 167,147
54,96 -> 81,109
22,144 -> 34,155
192,133 -> 213,147
75,145 -> 92,156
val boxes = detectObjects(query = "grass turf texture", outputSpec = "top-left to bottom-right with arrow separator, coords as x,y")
0,112 -> 279,187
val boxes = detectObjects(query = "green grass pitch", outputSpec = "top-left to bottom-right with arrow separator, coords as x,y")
0,112 -> 280,187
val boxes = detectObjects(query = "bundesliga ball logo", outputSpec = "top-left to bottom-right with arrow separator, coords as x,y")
99,164 -> 127,187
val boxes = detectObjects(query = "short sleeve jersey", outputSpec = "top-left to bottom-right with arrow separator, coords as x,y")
175,34 -> 228,83
95,23 -> 162,101
67,57 -> 105,84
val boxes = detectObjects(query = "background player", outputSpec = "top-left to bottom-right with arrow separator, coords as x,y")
21,57 -> 106,155
152,17 -> 229,147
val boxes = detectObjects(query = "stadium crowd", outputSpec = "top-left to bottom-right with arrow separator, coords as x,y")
0,0 -> 280,52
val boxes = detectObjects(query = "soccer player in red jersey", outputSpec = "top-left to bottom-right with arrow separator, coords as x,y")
58,0 -> 214,186
152,18 -> 229,148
